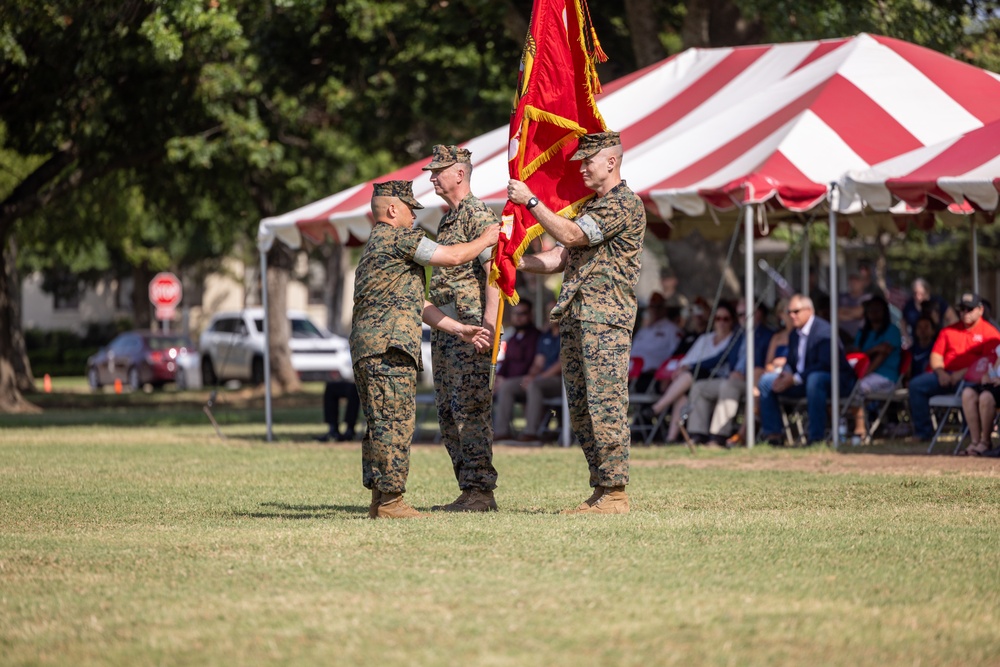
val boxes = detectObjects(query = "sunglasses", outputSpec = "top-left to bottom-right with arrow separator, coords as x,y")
787,308 -> 806,315
958,305 -> 979,312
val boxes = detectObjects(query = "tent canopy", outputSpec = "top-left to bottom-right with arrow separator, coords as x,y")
842,117 -> 1000,214
258,33 -> 1000,251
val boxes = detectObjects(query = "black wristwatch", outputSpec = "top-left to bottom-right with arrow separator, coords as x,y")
525,196 -> 540,210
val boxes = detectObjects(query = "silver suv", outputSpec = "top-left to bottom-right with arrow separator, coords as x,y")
199,308 -> 352,385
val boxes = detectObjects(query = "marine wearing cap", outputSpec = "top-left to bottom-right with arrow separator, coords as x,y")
570,131 -> 622,160
422,145 -> 473,171
372,180 -> 424,210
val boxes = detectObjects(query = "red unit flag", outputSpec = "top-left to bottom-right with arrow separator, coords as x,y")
490,0 -> 607,303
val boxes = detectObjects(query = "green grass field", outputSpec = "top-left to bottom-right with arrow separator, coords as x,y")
2,386 -> 999,666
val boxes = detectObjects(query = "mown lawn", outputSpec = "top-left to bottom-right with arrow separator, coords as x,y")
1,390 -> 998,666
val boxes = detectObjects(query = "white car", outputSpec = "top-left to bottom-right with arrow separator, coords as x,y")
199,308 -> 352,385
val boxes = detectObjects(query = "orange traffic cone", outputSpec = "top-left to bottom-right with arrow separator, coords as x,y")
114,378 -> 123,394
43,374 -> 52,393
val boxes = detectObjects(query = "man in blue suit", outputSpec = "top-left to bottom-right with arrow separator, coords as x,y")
758,294 -> 856,445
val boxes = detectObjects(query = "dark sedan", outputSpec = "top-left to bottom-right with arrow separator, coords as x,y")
86,331 -> 195,391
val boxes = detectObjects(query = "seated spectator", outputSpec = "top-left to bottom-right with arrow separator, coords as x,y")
630,293 -> 681,392
649,300 -> 738,443
765,298 -> 793,374
676,296 -> 710,357
492,300 -> 540,438
660,266 -> 689,312
745,299 -> 775,377
908,315 -> 938,376
858,263 -> 885,299
837,273 -> 869,340
908,292 -> 1000,442
757,294 -> 856,446
686,299 -> 773,446
903,278 -> 956,336
514,319 -> 562,444
847,295 -> 902,441
494,304 -> 559,440
984,298 -> 997,327
314,371 -> 361,442
959,344 -> 1000,456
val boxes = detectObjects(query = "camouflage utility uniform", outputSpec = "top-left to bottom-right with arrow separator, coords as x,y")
554,181 -> 646,488
428,193 -> 498,491
350,222 -> 437,494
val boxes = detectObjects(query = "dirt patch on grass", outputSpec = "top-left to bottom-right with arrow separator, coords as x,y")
632,447 -> 1000,477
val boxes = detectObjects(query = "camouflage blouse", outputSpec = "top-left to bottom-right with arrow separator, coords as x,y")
427,193 -> 496,324
350,222 -> 428,369
552,181 -> 646,330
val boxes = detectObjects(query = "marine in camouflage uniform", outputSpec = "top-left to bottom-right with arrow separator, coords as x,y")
507,131 -> 646,514
423,145 -> 501,512
351,179 -> 497,519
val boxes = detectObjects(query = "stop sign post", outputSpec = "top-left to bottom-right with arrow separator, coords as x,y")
149,272 -> 183,331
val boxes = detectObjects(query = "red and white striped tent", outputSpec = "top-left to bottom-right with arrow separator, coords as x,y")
842,118 -> 1000,214
839,117 -> 1000,295
258,33 -> 1000,250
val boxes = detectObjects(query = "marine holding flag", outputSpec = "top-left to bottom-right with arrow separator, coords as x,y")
508,131 -> 646,515
495,0 -> 646,514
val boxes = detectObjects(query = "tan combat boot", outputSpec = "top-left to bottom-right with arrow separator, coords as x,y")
375,492 -> 424,519
575,486 -> 629,515
559,486 -> 605,514
442,488 -> 498,513
431,489 -> 470,511
368,488 -> 382,519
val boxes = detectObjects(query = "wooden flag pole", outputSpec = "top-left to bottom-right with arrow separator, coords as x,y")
489,298 -> 505,390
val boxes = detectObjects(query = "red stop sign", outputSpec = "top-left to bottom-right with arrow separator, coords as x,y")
149,272 -> 183,308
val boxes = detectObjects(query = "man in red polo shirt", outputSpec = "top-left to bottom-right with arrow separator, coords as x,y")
908,292 -> 1000,440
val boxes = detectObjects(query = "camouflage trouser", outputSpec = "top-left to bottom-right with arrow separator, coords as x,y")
354,348 -> 417,494
559,318 -> 630,488
432,329 -> 497,491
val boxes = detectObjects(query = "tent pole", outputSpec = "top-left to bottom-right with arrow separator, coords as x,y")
829,184 -> 840,449
744,203 -> 756,448
801,224 -> 810,296
971,216 -> 979,294
260,248 -> 273,442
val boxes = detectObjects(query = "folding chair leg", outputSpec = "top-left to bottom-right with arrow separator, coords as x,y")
646,409 -> 670,445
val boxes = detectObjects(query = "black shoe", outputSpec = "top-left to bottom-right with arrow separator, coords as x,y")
688,432 -> 709,445
706,434 -> 728,448
313,433 -> 333,443
337,431 -> 356,442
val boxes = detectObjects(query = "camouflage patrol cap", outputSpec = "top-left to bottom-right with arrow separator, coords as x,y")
372,180 -> 424,209
422,144 -> 473,170
570,131 -> 622,160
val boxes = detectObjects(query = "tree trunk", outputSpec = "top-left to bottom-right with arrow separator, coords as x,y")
682,0 -> 764,48
265,243 -> 301,393
324,243 -> 347,336
132,263 -> 153,330
625,0 -> 666,67
0,234 -> 39,413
